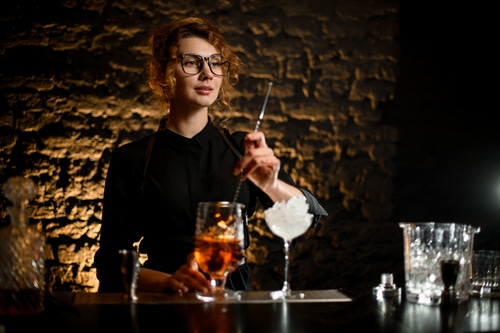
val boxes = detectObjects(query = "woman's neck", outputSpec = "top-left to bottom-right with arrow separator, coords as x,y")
165,108 -> 209,138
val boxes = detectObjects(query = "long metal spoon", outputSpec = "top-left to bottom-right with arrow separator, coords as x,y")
232,81 -> 273,203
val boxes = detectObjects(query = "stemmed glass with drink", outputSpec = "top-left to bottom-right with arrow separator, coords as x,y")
193,201 -> 245,301
264,196 -> 313,300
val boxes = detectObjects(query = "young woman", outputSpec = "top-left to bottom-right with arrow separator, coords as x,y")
94,17 -> 327,294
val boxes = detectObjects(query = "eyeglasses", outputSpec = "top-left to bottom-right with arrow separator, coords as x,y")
174,53 -> 230,76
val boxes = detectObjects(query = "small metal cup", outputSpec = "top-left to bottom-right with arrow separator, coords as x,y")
119,249 -> 141,302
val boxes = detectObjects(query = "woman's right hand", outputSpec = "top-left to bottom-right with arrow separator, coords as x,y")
164,253 -> 212,293
137,253 -> 212,293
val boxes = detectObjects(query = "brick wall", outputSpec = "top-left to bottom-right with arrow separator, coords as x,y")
2,0 -> 409,293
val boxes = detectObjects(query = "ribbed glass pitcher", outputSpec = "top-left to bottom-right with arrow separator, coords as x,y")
399,222 -> 480,305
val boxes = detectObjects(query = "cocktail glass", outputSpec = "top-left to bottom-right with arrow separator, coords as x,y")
194,201 -> 245,301
264,196 -> 313,300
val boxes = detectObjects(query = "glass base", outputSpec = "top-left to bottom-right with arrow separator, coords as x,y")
270,290 -> 305,300
195,289 -> 242,302
123,292 -> 138,302
471,286 -> 500,298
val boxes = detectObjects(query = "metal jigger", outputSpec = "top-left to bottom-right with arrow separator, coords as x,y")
119,249 -> 141,302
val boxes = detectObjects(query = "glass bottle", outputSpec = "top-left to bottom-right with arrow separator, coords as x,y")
0,176 -> 45,316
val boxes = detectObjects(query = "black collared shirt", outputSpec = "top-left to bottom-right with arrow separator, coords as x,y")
94,119 -> 327,292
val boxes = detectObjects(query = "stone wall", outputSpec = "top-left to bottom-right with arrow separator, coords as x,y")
1,0 -> 422,294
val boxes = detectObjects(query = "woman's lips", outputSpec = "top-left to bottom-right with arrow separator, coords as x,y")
195,86 -> 213,94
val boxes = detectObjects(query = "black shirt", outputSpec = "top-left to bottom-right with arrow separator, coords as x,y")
94,119 -> 327,292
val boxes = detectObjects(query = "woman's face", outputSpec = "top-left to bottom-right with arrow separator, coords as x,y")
171,37 -> 223,111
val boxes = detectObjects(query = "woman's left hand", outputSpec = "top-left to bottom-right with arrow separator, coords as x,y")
233,131 -> 280,192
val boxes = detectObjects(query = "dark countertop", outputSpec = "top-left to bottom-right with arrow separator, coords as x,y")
1,290 -> 499,333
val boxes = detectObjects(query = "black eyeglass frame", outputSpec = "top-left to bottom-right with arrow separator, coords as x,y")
172,53 -> 230,76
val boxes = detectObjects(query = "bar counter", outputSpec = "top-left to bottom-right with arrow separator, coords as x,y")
1,289 -> 499,333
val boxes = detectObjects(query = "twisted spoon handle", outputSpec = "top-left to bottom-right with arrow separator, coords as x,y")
232,81 -> 273,202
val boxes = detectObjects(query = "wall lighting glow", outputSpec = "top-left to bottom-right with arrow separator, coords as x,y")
496,178 -> 500,203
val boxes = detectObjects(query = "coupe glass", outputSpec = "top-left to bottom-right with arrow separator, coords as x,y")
193,201 -> 245,301
264,196 -> 313,300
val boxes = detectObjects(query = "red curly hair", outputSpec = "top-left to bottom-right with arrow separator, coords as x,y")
148,17 -> 241,112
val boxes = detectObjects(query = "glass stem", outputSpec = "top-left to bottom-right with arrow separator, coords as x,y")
282,240 -> 291,295
211,277 -> 227,291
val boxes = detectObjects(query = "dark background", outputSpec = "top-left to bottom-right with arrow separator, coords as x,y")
390,2 -> 499,250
